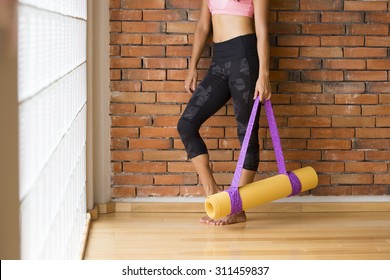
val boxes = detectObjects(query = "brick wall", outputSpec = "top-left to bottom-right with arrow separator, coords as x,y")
109,0 -> 390,199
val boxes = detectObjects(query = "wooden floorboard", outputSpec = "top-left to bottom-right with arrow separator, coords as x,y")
84,211 -> 390,260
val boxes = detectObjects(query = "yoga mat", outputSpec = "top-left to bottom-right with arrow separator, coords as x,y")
204,98 -> 318,220
205,166 -> 318,220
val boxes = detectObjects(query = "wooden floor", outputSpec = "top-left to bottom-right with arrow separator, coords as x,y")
84,211 -> 390,260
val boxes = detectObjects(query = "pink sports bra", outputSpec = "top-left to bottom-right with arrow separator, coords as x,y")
208,0 -> 254,18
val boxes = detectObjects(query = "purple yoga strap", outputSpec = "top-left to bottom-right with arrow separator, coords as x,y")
226,97 -> 302,215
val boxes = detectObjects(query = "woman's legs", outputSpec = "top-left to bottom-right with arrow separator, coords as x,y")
191,154 -> 219,197
178,35 -> 260,225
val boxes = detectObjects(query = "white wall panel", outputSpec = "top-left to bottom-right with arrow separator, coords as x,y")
18,5 -> 86,102
18,0 -> 88,260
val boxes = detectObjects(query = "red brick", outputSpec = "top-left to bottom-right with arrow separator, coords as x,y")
354,139 -> 390,149
379,94 -> 390,104
123,162 -> 167,173
167,0 -> 202,9
110,21 -> 122,32
122,0 -> 165,9
356,128 -> 390,138
344,47 -> 387,58
110,70 -> 121,80
317,105 -> 361,116
270,0 -> 299,10
121,46 -> 165,57
122,22 -> 164,33
362,105 -> 390,116
122,69 -> 166,80
332,117 -> 376,128
324,59 -> 366,70
273,105 -> 316,115
136,186 -> 180,197
366,151 -> 390,161
301,47 -> 343,57
136,104 -> 181,115
271,47 -> 299,57
347,24 -> 389,35
269,23 -> 301,34
322,151 -> 364,161
344,1 -> 388,11
154,174 -> 197,185
110,45 -> 120,56
374,174 -> 390,185
143,150 -> 187,161
366,36 -> 390,47
311,186 -> 352,196
109,10 -> 142,21
143,34 -> 187,45
345,71 -> 388,81
307,139 -> 351,150
302,71 -> 343,81
110,34 -> 142,44
143,58 -> 187,69
279,58 -> 321,69
278,83 -> 322,93
156,92 -> 191,103
111,127 -> 139,138
305,162 -> 345,173
321,36 -> 364,46
111,138 -> 128,150
143,10 -> 187,21
367,59 -> 390,70
111,116 -> 152,127
111,162 -> 122,173
323,82 -> 365,94
111,151 -> 142,161
129,139 -> 172,150
311,128 -> 354,138
111,187 -> 136,198
335,94 -> 378,105
140,127 -> 179,138
352,186 -> 388,195
110,0 -> 120,9
322,12 -> 364,23
302,23 -> 345,35
291,94 -> 334,104
111,92 -> 156,103
300,0 -> 343,10
366,12 -> 390,23
278,11 -> 320,22
111,81 -> 141,92
367,82 -> 390,93
110,58 -> 141,68
346,162 -> 387,173
168,162 -> 196,173
277,36 -> 320,46
180,186 -> 205,197
331,174 -> 373,185
376,117 -> 390,127
142,81 -> 185,92
288,117 -> 331,127
166,22 -> 197,33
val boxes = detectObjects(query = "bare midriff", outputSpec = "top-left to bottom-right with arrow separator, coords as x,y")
211,14 -> 255,43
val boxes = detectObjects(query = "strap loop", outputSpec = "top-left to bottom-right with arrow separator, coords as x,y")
227,98 -> 302,215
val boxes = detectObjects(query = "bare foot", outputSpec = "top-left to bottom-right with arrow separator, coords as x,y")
209,211 -> 247,226
199,215 -> 215,224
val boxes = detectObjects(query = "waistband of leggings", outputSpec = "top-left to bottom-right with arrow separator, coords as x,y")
212,33 -> 257,61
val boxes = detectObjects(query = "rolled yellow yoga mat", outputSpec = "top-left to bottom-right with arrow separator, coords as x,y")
205,166 -> 318,220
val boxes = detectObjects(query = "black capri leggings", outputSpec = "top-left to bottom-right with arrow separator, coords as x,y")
177,33 -> 260,171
